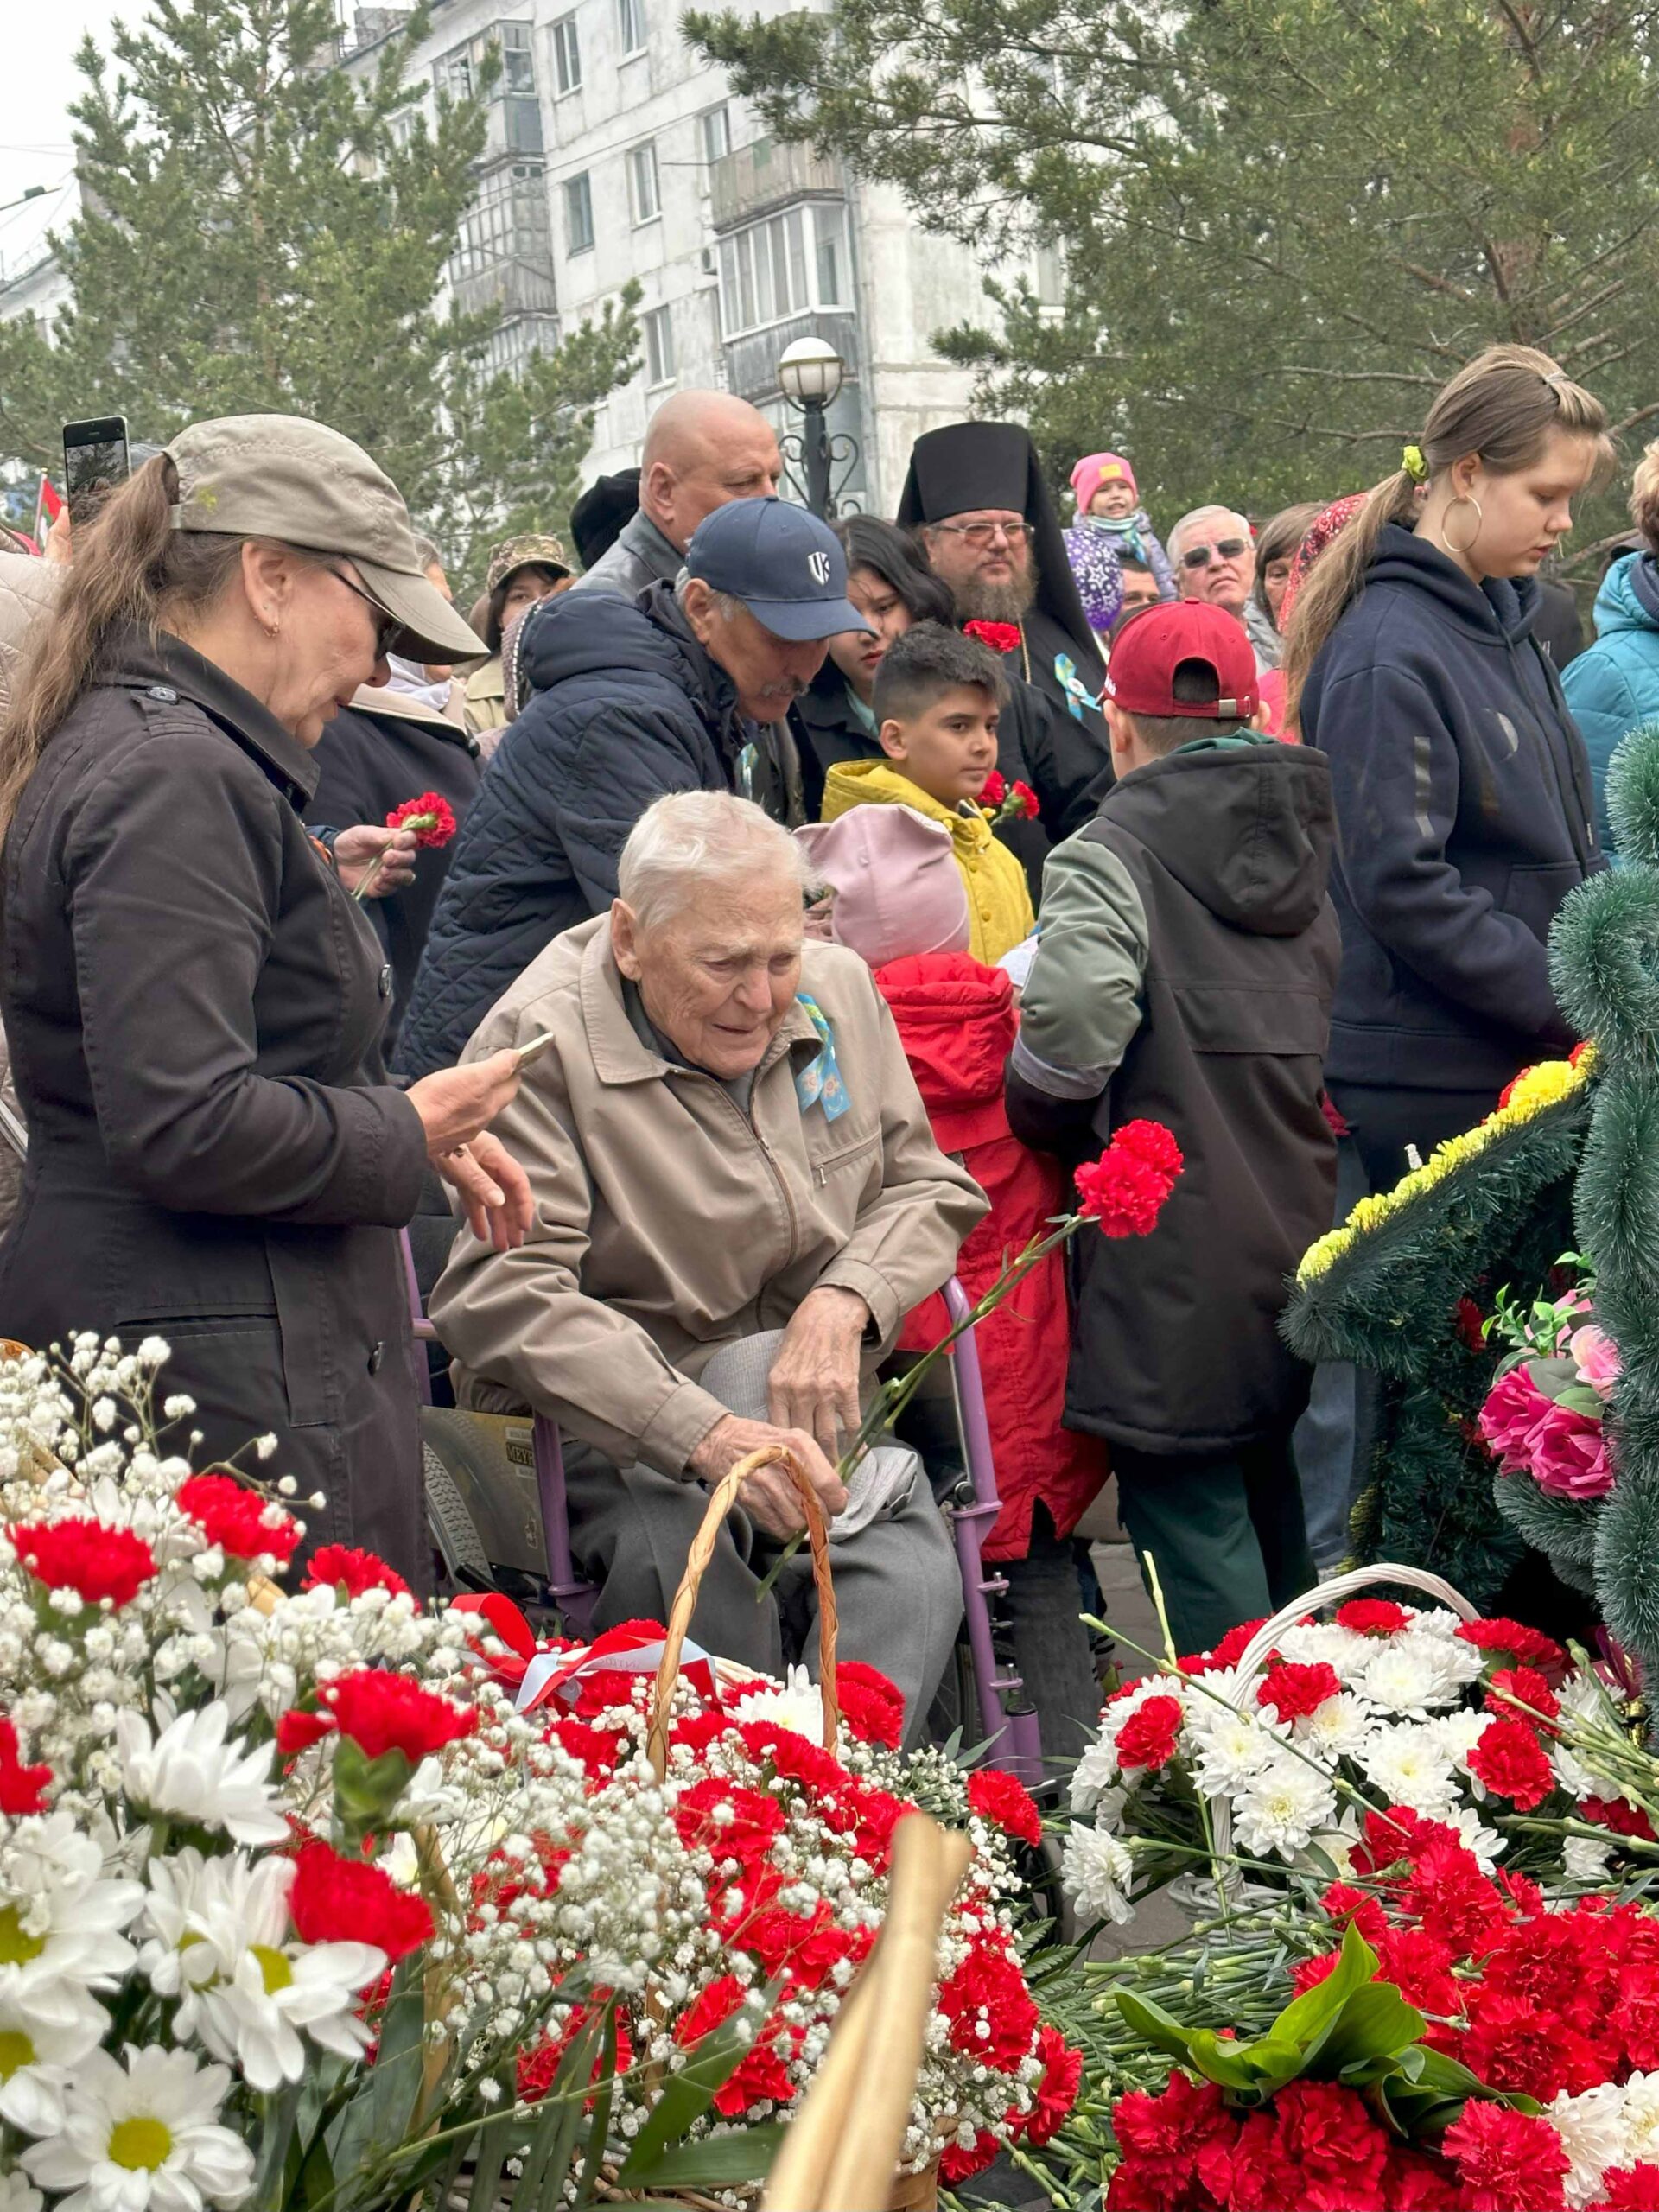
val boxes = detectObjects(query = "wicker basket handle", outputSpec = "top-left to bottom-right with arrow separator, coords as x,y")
646,1444 -> 839,1781
1208,1562 -> 1482,1869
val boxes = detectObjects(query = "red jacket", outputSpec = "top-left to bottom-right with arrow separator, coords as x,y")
876,952 -> 1109,1560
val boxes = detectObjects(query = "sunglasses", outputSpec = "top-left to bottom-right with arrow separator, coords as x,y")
931,518 -> 1037,550
327,565 -> 402,658
1180,537 -> 1251,569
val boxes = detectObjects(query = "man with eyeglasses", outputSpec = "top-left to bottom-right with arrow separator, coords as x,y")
895,421 -> 1113,857
1168,507 -> 1269,671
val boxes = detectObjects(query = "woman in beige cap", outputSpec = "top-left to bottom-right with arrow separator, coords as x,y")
462,532 -> 572,747
0,415 -> 532,1585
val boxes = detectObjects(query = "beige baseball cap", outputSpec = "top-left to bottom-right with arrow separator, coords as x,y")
164,414 -> 485,664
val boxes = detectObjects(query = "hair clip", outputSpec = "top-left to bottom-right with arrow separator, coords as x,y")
1401,444 -> 1430,485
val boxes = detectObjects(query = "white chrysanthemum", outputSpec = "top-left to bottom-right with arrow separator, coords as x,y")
115,1700 -> 288,1847
728,1665 -> 824,1742
0,2174 -> 42,2212
1274,1620 -> 1368,1676
1357,1722 -> 1461,1817
139,1850 -> 385,2093
1229,1754 -> 1338,1859
1354,1639 -> 1465,1717
1292,1691 -> 1374,1761
1427,1708 -> 1491,1770
1564,1833 -> 1616,1884
1548,2081 -> 1633,2209
0,1813 -> 144,1997
1433,1804 -> 1506,1869
1068,1732 -> 1121,1815
22,2044 -> 254,2211
1617,2072 -> 1659,2169
1062,1824 -> 1134,1924
1191,1710 -> 1285,1800
0,1979 -> 105,2135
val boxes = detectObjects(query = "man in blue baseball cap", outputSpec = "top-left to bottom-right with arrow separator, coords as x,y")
401,499 -> 873,1075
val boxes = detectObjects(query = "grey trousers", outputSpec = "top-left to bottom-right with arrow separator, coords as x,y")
561,1441 -> 963,1751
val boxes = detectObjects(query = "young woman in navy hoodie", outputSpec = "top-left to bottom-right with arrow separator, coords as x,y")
1286,344 -> 1611,1190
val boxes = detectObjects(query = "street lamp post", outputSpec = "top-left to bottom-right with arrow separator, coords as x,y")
777,334 -> 858,520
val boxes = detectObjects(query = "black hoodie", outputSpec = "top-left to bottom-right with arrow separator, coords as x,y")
1300,523 -> 1604,1092
1009,742 -> 1340,1453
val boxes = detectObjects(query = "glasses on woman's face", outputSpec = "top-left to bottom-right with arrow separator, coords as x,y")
932,518 -> 1037,550
1180,537 -> 1250,570
326,565 -> 401,658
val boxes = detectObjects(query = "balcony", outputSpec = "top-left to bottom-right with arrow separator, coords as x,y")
722,309 -> 861,411
709,138 -> 846,232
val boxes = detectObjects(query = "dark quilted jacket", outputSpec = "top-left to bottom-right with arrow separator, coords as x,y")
397,583 -> 750,1077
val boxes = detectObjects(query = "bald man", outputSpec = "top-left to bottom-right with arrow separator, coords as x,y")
570,391 -> 783,601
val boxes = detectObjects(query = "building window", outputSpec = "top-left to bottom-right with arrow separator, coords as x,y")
550,14 -> 581,92
644,303 -> 675,386
449,162 -> 550,287
617,0 -> 646,54
435,44 -> 474,99
627,141 -> 660,225
435,20 -> 534,101
565,171 -> 594,254
699,103 -> 731,168
501,21 -> 535,92
717,202 -> 849,337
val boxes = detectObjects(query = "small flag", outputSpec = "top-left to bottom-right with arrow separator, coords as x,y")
33,476 -> 63,542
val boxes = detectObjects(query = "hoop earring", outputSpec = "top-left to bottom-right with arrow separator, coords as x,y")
1442,493 -> 1484,556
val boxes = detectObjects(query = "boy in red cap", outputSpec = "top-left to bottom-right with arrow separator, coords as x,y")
1005,601 -> 1340,1656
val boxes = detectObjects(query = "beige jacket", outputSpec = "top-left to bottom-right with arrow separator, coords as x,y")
0,555 -> 58,721
429,917 -> 988,1474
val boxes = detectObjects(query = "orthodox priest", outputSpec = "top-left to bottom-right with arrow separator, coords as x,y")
899,420 -> 1113,855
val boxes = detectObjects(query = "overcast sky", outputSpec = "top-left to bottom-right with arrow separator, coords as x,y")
0,1 -> 128,280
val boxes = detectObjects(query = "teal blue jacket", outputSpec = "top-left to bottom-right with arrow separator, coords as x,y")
1561,553 -> 1659,856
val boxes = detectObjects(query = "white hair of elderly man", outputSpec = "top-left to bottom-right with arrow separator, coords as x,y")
618,790 -> 812,934
1167,505 -> 1253,563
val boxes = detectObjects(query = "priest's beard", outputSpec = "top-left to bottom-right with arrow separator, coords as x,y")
951,565 -> 1038,626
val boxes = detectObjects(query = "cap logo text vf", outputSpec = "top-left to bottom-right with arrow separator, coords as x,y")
807,550 -> 831,586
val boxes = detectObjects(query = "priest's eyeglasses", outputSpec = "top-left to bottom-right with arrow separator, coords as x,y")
930,518 -> 1037,550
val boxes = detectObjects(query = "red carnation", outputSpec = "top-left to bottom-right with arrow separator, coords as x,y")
1208,1617 -> 1271,1670
938,1940 -> 1040,2070
735,1720 -> 849,1796
1112,2073 -> 1236,2197
842,1781 -> 908,1870
963,620 -> 1022,655
288,1838 -> 434,1961
1075,1148 -> 1174,1239
321,1668 -> 474,1764
1441,2099 -> 1568,2212
1292,1948 -> 1341,1997
669,1709 -> 728,1757
1457,1616 -> 1568,1681
1009,778 -> 1040,819
1319,1879 -> 1389,1942
742,1901 -> 867,1993
548,1713 -> 626,1783
978,769 -> 1007,806
1113,1694 -> 1185,1771
1256,1659 -> 1341,1723
1110,1119 -> 1185,1181
275,1708 -> 334,1757
673,1777 -> 787,1866
517,2006 -> 633,2104
1484,1664 -> 1560,1732
1582,1794 -> 1658,1841
1461,1989 -> 1599,2101
385,791 -> 457,847
1274,2078 -> 1393,2209
940,2131 -> 1001,2185
1401,1838 -> 1510,1960
1383,2146 -> 1465,2210
835,1661 -> 906,1748
967,1767 -> 1043,1850
675,1975 -> 798,2114
11,1517 -> 155,1608
302,1546 -> 414,1603
0,1718 -> 50,1814
1336,1597 -> 1410,1636
1376,1927 -> 1460,2016
1467,1716 -> 1555,1810
1605,2167 -> 1659,2210
1011,2024 -> 1082,2147
177,1473 -> 302,1565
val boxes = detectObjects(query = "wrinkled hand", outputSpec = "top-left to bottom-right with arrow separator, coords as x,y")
406,1049 -> 522,1155
686,1415 -> 848,1541
435,1129 -> 533,1252
766,1286 -> 870,1461
334,823 -> 419,896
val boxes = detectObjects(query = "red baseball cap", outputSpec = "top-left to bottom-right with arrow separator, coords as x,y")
1103,601 -> 1259,720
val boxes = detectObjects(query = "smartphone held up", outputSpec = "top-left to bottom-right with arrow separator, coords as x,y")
62,416 -> 130,524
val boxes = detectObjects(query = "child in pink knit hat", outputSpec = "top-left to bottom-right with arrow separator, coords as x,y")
1065,452 -> 1176,620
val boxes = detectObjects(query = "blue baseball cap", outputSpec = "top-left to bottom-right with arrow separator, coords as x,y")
683,497 -> 874,642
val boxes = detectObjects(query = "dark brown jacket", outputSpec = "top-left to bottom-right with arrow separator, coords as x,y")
0,626 -> 430,1579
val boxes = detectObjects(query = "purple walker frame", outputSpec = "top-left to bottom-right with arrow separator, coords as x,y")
406,1235 -> 1043,1783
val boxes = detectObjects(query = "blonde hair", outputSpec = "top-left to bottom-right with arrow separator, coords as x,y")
1284,345 -> 1613,723
0,454 -> 246,836
1631,437 -> 1659,553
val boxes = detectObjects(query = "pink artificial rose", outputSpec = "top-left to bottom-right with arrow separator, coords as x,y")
1522,1396 -> 1615,1502
1571,1324 -> 1622,1403
1478,1365 -> 1552,1472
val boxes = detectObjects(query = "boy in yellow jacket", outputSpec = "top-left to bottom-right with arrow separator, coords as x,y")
820,623 -> 1036,964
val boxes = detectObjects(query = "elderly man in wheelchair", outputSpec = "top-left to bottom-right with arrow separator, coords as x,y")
429,791 -> 988,1745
